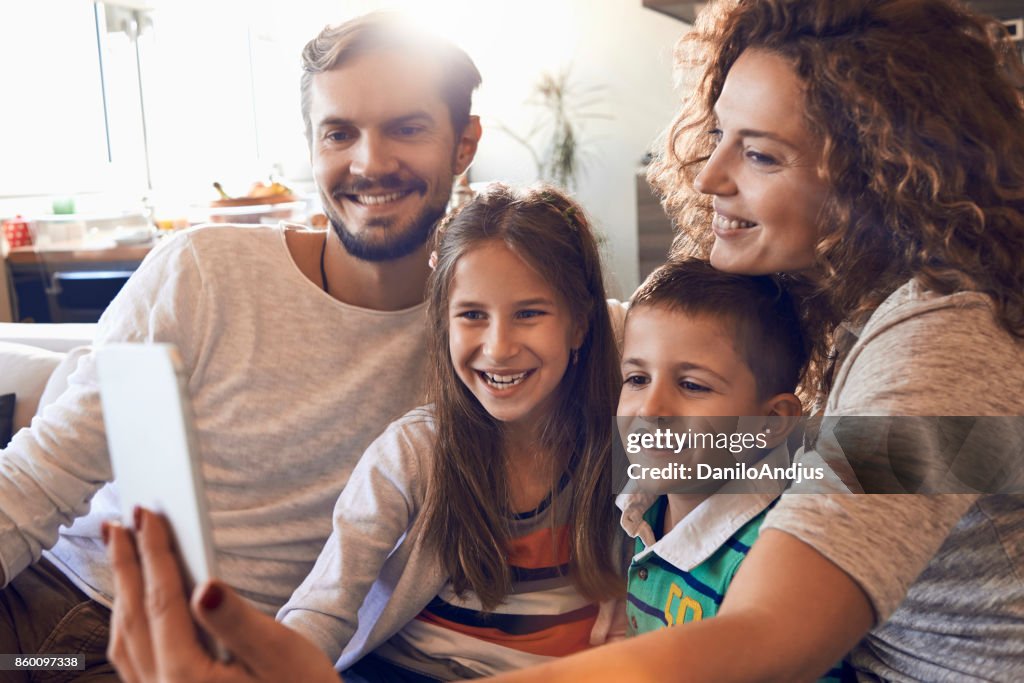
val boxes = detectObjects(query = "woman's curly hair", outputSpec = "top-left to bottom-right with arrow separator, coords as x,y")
649,0 -> 1024,398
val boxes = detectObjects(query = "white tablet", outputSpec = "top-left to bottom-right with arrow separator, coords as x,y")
96,343 -> 224,654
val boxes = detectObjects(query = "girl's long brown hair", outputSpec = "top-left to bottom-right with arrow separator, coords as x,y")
421,183 -> 623,610
649,0 -> 1024,398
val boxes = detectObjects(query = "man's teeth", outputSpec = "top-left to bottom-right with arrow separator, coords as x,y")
714,214 -> 757,230
355,191 -> 408,205
483,371 -> 529,388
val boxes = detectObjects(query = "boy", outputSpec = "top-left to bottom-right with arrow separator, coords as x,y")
616,257 -> 849,682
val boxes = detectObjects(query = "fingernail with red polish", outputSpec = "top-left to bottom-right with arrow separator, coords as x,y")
133,506 -> 144,531
101,522 -> 111,546
199,583 -> 224,611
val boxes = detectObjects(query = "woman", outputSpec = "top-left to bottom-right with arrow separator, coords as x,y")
106,1 -> 1024,681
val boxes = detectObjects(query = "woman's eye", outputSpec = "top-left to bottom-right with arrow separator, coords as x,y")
680,380 -> 710,393
707,128 -> 723,145
745,149 -> 778,166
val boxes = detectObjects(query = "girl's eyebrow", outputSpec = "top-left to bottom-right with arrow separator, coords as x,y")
450,297 -> 556,308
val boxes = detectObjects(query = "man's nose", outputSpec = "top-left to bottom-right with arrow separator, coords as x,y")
349,133 -> 400,179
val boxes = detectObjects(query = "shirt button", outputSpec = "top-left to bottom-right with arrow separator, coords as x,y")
638,567 -> 649,580
630,615 -> 638,630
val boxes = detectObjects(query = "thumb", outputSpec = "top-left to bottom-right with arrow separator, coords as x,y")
190,581 -> 283,670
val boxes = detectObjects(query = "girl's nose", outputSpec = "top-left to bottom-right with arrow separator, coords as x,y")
482,320 -> 518,363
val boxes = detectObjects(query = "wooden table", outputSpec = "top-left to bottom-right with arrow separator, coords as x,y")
5,241 -> 156,322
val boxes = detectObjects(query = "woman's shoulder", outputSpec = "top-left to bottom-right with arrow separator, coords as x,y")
830,280 -> 1024,415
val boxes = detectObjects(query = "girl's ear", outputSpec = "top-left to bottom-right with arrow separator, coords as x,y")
570,320 -> 587,354
759,393 -> 803,449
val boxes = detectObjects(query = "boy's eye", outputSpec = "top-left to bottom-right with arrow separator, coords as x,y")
680,380 -> 710,393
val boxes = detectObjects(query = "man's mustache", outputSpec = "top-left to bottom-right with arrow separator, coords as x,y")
331,174 -> 426,196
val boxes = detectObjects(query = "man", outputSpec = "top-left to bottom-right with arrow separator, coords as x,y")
0,13 -> 481,679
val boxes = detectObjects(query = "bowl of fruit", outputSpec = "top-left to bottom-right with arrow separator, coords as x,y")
208,180 -> 304,224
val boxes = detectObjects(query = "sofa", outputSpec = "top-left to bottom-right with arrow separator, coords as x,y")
0,323 -> 96,447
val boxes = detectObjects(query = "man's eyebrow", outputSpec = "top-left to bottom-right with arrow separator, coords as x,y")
389,111 -> 436,126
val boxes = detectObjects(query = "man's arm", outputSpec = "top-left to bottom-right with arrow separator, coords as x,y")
0,233 -> 205,584
489,529 -> 873,683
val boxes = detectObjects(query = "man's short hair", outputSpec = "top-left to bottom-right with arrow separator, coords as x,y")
300,12 -> 482,142
629,257 -> 809,399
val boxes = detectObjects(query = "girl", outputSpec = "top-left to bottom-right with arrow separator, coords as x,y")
271,183 -> 623,681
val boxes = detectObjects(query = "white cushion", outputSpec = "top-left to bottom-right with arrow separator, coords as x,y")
0,342 -> 64,432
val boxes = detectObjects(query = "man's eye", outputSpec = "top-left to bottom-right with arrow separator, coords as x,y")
395,125 -> 423,136
326,130 -> 353,143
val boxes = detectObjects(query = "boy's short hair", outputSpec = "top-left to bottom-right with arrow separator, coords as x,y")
629,257 -> 808,399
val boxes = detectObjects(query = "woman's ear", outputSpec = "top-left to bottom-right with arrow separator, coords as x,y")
759,393 -> 803,449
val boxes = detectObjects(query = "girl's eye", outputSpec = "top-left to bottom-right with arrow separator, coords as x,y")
515,309 -> 546,320
680,380 -> 710,393
456,310 -> 485,321
623,375 -> 649,387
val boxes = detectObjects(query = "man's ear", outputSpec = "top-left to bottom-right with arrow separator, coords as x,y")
453,115 -> 482,176
759,392 -> 803,449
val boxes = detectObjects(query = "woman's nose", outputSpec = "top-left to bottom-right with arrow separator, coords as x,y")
693,146 -> 736,197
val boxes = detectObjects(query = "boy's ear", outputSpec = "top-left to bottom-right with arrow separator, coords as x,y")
759,393 -> 803,449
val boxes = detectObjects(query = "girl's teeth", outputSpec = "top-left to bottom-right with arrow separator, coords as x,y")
483,371 -> 528,388
714,214 -> 757,230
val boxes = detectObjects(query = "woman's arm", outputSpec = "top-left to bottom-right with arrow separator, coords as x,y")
489,529 -> 873,683
106,510 -> 339,683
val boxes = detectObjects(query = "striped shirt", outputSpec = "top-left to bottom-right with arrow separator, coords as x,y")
376,480 -> 599,679
622,494 -> 850,682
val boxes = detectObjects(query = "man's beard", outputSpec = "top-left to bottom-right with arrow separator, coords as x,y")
322,180 -> 449,263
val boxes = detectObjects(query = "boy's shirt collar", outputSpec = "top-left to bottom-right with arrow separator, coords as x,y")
616,443 -> 790,571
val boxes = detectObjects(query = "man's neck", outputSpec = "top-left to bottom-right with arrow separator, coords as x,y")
287,230 -> 431,311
